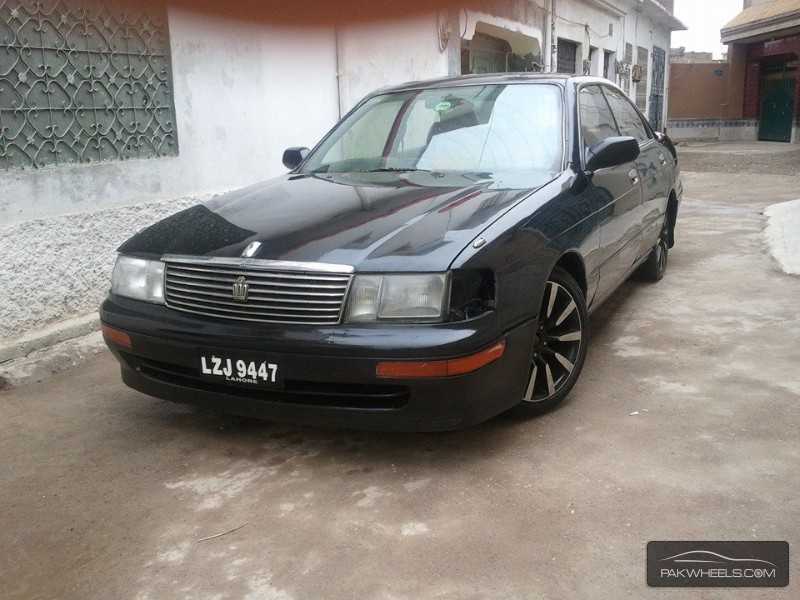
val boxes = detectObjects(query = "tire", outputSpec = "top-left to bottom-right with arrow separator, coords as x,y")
637,236 -> 668,282
511,267 -> 589,416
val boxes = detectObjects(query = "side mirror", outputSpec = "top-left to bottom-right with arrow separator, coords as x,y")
585,136 -> 640,172
282,146 -> 309,170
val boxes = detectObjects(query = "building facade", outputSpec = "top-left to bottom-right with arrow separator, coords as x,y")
722,0 -> 800,143
0,0 -> 682,359
670,0 -> 800,143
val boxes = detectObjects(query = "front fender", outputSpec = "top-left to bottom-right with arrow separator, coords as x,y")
450,171 -> 597,330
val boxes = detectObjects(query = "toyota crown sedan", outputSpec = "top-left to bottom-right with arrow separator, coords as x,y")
101,73 -> 681,431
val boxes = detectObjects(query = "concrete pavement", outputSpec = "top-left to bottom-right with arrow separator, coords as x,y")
2,165 -> 799,599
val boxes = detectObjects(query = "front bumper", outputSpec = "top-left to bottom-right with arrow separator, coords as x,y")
101,296 -> 535,431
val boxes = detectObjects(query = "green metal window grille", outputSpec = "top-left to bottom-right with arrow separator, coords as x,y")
0,0 -> 178,170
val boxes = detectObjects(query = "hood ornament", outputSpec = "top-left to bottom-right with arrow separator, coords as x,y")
241,241 -> 262,258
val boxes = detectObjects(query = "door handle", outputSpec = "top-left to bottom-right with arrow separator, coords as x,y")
628,168 -> 639,186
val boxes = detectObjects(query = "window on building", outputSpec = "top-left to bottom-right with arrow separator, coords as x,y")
461,30 -> 542,75
636,46 -> 650,111
622,43 -> 633,94
0,1 -> 178,170
579,85 -> 619,154
603,87 -> 651,144
557,39 -> 578,74
603,51 -> 615,80
462,33 -> 513,74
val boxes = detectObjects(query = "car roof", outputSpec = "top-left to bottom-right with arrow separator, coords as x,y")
378,73 -> 611,94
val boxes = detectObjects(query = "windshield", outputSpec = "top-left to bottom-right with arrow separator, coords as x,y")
302,84 -> 563,177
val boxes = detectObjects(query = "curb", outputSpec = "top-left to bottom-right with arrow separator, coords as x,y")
0,313 -> 100,363
0,330 -> 107,390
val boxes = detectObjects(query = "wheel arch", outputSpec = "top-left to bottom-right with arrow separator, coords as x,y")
665,191 -> 679,249
551,251 -> 587,298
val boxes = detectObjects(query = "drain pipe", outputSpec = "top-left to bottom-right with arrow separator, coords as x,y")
550,0 -> 558,72
334,25 -> 344,119
542,0 -> 551,72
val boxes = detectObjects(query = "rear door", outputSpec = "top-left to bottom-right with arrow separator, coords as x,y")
603,86 -> 669,261
578,84 -> 643,304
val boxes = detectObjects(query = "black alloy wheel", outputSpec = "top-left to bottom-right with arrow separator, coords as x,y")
514,267 -> 588,414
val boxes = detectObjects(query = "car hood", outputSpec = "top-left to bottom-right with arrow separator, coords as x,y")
119,171 -> 553,271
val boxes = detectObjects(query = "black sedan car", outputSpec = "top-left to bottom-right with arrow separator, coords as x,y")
101,73 -> 681,431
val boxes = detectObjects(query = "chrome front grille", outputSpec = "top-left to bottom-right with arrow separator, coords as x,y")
163,257 -> 353,325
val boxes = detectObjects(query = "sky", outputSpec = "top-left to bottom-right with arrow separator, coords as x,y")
671,0 -> 743,58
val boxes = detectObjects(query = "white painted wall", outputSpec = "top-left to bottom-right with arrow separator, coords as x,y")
550,0 -> 672,125
1,6 -> 340,227
336,14 -> 452,113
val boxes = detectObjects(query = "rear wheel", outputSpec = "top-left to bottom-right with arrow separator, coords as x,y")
637,236 -> 668,282
512,267 -> 589,415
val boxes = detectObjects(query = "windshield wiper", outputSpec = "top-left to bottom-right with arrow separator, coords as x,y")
358,167 -> 432,173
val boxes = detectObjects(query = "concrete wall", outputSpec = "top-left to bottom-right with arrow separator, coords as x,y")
669,63 -> 729,119
336,14 -> 453,113
667,118 -> 758,142
666,57 -> 758,144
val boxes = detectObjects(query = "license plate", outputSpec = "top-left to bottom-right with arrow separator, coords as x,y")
199,354 -> 282,388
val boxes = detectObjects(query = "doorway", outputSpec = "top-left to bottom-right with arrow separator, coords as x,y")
759,61 -> 796,142
758,61 -> 797,142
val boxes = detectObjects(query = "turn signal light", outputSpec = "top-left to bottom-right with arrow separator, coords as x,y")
376,340 -> 506,379
101,324 -> 132,349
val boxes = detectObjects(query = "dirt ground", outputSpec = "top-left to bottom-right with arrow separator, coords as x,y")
678,140 -> 800,176
2,146 -> 799,600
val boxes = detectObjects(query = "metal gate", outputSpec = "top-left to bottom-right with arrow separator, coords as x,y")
759,76 -> 795,142
649,46 -> 666,130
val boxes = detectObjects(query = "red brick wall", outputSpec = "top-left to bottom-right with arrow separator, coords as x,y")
668,63 -> 729,119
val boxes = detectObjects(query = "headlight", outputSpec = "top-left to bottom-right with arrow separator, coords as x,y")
111,255 -> 165,304
345,273 -> 448,323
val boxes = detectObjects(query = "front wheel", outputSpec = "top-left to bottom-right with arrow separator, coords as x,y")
512,267 -> 589,416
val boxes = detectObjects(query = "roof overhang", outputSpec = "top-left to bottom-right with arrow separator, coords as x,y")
721,1 -> 800,44
637,0 -> 687,32
583,0 -> 627,18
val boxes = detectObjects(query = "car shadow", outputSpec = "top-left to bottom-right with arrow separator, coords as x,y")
587,278 -> 641,341
128,388 -> 532,477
